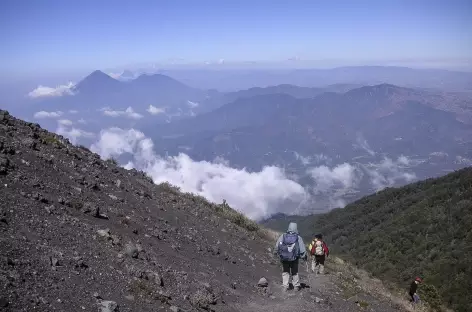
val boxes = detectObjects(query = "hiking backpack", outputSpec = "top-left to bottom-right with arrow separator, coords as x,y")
314,241 -> 329,256
278,233 -> 300,261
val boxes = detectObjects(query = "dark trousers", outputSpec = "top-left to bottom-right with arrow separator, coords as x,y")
281,259 -> 300,287
282,259 -> 299,275
315,255 -> 325,266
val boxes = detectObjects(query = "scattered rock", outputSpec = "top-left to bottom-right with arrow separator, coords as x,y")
50,256 -> 60,270
169,306 -> 181,312
97,300 -> 119,312
0,297 -> 9,307
44,205 -> 55,214
97,229 -> 111,238
110,235 -> 122,246
0,156 -> 12,175
124,295 -> 134,301
124,242 -> 139,258
93,292 -> 102,299
257,277 -> 268,287
189,287 -> 217,310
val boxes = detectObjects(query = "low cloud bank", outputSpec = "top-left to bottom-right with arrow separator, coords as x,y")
364,157 -> 417,190
56,120 -> 94,145
147,105 -> 166,115
89,128 -> 418,219
294,151 -> 418,208
90,128 -> 308,220
34,111 -> 64,119
28,82 -> 75,98
102,107 -> 143,119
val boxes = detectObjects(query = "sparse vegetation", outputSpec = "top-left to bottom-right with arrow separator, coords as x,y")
41,135 -> 63,146
128,279 -> 154,299
78,144 -> 91,153
106,157 -> 118,165
162,183 -> 263,235
158,181 -> 181,194
215,199 -> 260,232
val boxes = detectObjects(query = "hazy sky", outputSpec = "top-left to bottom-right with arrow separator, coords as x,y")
1,0 -> 471,75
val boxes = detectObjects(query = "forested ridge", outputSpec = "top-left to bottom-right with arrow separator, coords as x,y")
263,167 -> 472,312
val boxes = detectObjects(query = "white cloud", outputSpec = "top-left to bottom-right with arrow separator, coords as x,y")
147,105 -> 165,115
308,163 -> 361,194
90,128 -> 309,220
294,152 -> 331,166
56,122 -> 94,145
58,119 -> 73,126
28,82 -> 75,98
455,156 -> 472,165
293,152 -> 311,166
77,118 -> 87,124
87,133 -> 420,218
187,100 -> 199,108
108,72 -> 122,79
69,110 -> 78,114
103,107 -> 143,119
305,154 -> 418,207
354,135 -> 376,156
363,156 -> 417,190
34,111 -> 63,119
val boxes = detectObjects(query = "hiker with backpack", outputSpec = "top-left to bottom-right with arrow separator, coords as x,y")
308,234 -> 329,274
409,277 -> 422,304
274,222 -> 307,291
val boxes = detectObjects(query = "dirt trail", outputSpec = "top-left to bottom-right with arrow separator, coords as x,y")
236,262 -> 408,312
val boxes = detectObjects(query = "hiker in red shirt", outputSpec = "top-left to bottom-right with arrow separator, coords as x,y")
309,234 -> 329,274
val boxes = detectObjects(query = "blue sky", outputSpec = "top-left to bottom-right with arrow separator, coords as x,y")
1,0 -> 471,76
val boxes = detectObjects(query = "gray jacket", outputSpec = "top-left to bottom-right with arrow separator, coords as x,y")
274,222 -> 307,260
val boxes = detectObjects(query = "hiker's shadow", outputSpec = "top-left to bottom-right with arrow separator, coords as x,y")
288,283 -> 310,289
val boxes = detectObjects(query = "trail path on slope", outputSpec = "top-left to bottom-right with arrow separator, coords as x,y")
235,265 -> 407,312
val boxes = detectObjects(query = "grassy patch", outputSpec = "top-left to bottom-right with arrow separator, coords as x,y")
77,145 -> 91,153
358,300 -> 369,308
106,157 -> 118,166
42,135 -> 63,146
128,279 -> 153,299
214,199 -> 260,232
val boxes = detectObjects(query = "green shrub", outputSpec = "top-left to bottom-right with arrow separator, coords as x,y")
107,157 -> 118,165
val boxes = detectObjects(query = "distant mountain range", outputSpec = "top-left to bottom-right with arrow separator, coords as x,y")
31,70 -> 211,119
156,66 -> 472,91
145,83 -> 472,166
16,68 -> 472,212
138,83 -> 472,211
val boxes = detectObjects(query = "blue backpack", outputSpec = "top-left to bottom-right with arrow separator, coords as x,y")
278,232 -> 300,261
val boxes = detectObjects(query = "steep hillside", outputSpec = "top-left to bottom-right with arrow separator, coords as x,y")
263,167 -> 472,312
0,109 -> 410,312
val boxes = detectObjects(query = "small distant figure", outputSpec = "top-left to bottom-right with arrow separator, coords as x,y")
309,234 -> 329,274
274,222 -> 307,291
409,277 -> 422,304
